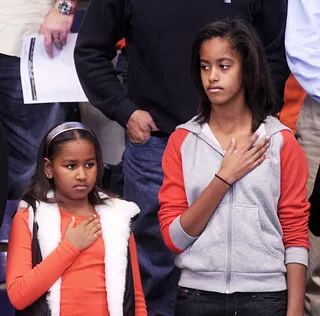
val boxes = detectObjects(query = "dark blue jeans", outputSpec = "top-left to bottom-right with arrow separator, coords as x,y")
175,287 -> 287,316
123,136 -> 179,316
0,53 -> 78,199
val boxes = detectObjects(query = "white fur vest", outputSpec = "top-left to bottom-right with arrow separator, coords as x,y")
17,194 -> 140,316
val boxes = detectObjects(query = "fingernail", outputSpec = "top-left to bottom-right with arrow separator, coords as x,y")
72,216 -> 75,221
231,137 -> 235,143
93,214 -> 96,218
255,132 -> 260,137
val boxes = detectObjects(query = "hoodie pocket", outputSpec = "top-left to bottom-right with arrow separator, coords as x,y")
176,205 -> 228,272
232,205 -> 283,273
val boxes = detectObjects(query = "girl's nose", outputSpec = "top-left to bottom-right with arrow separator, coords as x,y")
209,67 -> 219,82
76,167 -> 87,180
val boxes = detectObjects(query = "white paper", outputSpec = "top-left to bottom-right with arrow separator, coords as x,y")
20,34 -> 88,104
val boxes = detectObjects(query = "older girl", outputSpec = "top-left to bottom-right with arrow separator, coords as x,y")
159,20 -> 309,316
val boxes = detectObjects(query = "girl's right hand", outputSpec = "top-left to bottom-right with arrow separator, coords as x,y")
64,215 -> 102,251
217,133 -> 270,186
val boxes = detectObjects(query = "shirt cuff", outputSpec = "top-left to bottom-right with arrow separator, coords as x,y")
285,246 -> 308,267
113,97 -> 139,128
169,215 -> 199,251
61,239 -> 81,257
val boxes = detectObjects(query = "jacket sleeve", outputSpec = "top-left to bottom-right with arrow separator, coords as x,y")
278,130 -> 310,267
129,234 -> 147,316
74,0 -> 138,128
0,120 -> 8,228
6,209 -> 80,310
158,130 -> 199,253
252,0 -> 290,111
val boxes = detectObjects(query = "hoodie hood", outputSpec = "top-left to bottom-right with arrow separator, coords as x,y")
176,115 -> 291,138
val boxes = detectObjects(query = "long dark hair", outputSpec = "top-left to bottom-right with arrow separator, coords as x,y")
190,19 -> 277,132
21,124 -> 108,208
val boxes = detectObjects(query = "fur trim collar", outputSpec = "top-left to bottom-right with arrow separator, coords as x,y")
19,194 -> 140,316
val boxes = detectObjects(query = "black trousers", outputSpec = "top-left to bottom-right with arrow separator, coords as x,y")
175,286 -> 287,316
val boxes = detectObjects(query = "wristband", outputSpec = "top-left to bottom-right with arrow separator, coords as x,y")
215,174 -> 232,187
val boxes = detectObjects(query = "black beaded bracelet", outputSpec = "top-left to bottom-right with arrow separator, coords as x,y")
215,174 -> 232,187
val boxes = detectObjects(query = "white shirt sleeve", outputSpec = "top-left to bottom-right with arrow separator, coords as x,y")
285,0 -> 320,103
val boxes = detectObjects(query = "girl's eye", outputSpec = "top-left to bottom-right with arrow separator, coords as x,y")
200,64 -> 209,70
86,162 -> 95,168
66,164 -> 76,169
220,64 -> 229,70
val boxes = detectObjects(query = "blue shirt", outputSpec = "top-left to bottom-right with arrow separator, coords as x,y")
285,0 -> 320,103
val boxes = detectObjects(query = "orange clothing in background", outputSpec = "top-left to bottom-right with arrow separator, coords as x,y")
6,208 -> 147,316
116,39 -> 126,51
279,73 -> 307,134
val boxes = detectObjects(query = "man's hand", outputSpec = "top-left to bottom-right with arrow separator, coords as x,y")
126,110 -> 159,144
40,7 -> 75,58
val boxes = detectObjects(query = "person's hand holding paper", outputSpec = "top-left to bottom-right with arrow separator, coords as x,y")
40,1 -> 78,58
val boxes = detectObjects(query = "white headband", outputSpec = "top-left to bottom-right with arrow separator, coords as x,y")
45,122 -> 95,156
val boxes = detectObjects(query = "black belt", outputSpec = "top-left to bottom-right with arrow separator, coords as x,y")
150,131 -> 170,138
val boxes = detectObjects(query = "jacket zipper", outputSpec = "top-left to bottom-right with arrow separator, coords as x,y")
226,185 -> 233,294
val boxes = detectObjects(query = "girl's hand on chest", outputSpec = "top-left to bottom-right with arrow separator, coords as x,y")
64,215 -> 102,251
217,133 -> 270,185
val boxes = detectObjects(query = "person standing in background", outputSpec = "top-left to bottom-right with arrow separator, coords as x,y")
285,1 -> 320,315
0,0 -> 79,200
74,1 -> 289,314
0,121 -> 8,228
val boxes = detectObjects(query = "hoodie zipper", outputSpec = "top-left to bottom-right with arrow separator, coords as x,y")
226,185 -> 233,294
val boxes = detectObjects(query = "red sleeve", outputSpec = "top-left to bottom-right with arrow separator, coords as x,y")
278,131 -> 310,250
6,209 -> 80,310
129,234 -> 147,316
116,39 -> 126,50
158,129 -> 189,253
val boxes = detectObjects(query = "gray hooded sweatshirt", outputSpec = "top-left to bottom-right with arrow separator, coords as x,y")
158,116 -> 309,294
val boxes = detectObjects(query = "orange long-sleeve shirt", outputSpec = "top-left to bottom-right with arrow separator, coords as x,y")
279,73 -> 307,134
6,208 -> 147,316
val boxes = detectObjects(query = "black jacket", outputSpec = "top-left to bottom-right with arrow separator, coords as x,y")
75,0 -> 289,133
309,166 -> 320,237
0,120 -> 8,229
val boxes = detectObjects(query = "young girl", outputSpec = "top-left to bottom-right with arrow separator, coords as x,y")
6,122 -> 147,316
158,20 -> 309,316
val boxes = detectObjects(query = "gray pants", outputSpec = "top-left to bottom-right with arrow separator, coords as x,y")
297,95 -> 320,316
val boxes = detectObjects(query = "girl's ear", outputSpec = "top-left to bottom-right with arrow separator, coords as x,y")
44,158 -> 53,179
